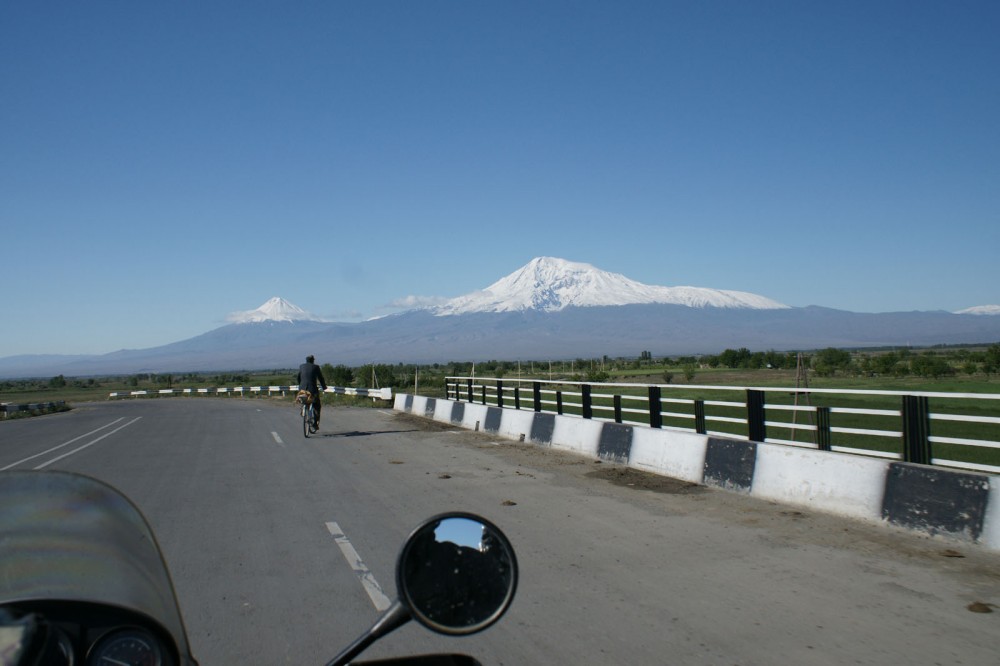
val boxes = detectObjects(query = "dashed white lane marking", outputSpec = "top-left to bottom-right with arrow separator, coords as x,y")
325,521 -> 392,611
271,431 -> 285,447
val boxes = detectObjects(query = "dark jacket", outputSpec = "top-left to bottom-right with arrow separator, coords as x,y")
297,362 -> 327,394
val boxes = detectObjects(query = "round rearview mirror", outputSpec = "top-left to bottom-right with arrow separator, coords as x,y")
397,513 -> 517,635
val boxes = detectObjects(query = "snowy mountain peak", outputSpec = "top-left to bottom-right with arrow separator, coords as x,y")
432,257 -> 789,315
226,297 -> 323,323
955,305 -> 1000,316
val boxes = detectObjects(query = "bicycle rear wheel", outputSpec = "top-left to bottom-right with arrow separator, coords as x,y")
302,405 -> 310,438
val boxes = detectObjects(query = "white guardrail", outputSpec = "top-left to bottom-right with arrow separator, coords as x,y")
108,385 -> 393,400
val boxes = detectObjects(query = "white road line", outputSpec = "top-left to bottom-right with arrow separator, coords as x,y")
271,431 -> 285,447
33,417 -> 143,469
0,418 -> 127,471
325,521 -> 392,612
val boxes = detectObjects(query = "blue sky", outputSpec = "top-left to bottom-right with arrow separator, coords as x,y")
2,1 -> 997,356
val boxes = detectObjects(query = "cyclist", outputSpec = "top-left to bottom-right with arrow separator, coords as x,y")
296,355 -> 328,429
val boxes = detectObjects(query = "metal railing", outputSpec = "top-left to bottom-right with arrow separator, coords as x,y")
445,377 -> 1000,474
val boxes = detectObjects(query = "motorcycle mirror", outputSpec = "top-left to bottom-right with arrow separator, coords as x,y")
326,514 -> 516,666
397,513 -> 518,636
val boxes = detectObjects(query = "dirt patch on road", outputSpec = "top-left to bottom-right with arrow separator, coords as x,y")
392,410 -> 1000,577
586,465 -> 705,495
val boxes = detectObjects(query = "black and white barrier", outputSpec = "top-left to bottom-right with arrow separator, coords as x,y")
0,401 -> 66,416
394,394 -> 1000,551
109,386 -> 393,400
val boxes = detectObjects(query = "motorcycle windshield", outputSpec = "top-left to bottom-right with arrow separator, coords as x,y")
0,470 -> 192,657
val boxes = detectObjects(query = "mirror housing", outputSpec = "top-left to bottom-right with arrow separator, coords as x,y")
326,513 -> 516,666
397,513 -> 518,636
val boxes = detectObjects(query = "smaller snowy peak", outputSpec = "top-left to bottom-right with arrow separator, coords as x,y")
227,297 -> 324,324
432,257 -> 789,315
955,305 -> 1000,316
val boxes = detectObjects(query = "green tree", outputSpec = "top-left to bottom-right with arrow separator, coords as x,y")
586,369 -> 610,383
910,353 -> 955,379
719,348 -> 751,368
324,364 -> 354,386
49,375 -> 67,388
813,348 -> 853,377
984,344 -> 1000,375
356,364 -> 400,388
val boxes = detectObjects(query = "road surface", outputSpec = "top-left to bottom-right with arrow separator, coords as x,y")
1,398 -> 997,664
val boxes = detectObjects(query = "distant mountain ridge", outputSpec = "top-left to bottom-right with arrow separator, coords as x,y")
226,296 -> 324,323
430,257 -> 789,314
955,305 -> 1000,316
1,257 -> 998,378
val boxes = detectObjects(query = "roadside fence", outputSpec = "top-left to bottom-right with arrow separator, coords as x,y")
445,376 -> 1000,474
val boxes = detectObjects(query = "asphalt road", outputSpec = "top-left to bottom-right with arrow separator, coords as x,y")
1,398 -> 998,665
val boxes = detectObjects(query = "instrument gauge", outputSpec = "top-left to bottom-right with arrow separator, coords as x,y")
87,628 -> 163,666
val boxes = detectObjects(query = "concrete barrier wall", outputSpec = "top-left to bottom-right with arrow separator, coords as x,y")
394,394 -> 1000,551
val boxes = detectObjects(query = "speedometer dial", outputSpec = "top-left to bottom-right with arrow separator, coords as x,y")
87,628 -> 164,666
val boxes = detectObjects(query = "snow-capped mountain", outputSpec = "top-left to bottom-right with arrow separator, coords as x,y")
226,297 -> 323,323
5,260 -> 1000,378
955,305 -> 1000,316
431,257 -> 789,315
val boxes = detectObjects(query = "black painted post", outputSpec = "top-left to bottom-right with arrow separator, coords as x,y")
496,380 -> 504,408
694,400 -> 706,434
816,406 -> 831,451
556,391 -> 563,415
614,394 -> 623,423
902,395 -> 932,465
582,384 -> 593,420
648,386 -> 662,429
466,378 -> 473,403
480,385 -> 487,405
747,389 -> 767,442
514,387 -> 521,410
533,382 -> 542,412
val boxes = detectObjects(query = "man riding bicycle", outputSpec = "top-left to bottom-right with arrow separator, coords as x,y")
296,355 -> 328,428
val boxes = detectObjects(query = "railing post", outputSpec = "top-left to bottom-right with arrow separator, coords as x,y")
648,386 -> 662,429
533,382 -> 542,412
902,395 -> 931,465
816,406 -> 831,451
746,389 -> 767,442
514,387 -> 521,410
582,384 -> 592,420
556,391 -> 563,415
480,385 -> 487,405
466,378 -> 473,403
496,380 -> 503,408
694,399 -> 706,434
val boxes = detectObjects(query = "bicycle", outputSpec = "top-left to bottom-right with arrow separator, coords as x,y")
296,391 -> 318,437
